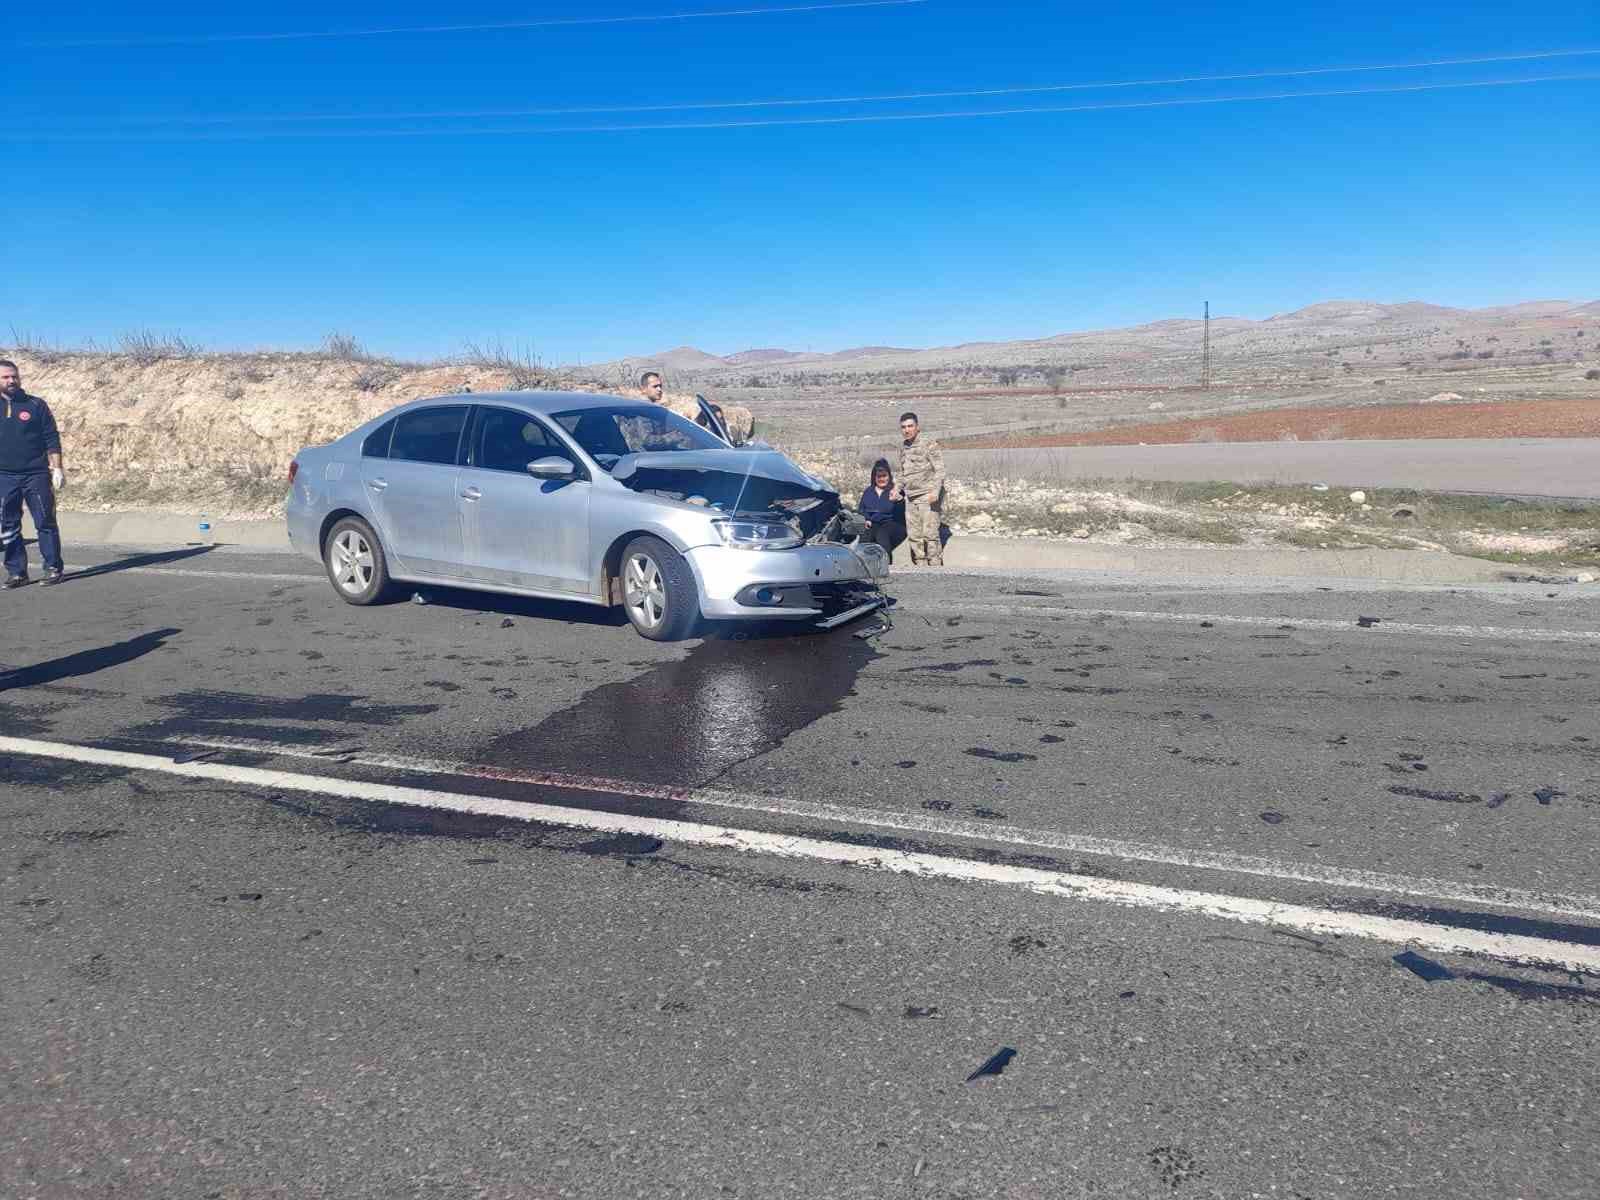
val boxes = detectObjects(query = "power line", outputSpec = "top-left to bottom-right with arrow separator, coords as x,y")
17,0 -> 928,49
47,45 -> 1599,128
11,71 -> 1593,141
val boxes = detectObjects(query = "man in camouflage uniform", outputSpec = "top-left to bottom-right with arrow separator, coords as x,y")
895,411 -> 945,566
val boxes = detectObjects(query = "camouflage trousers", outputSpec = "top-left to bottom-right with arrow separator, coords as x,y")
905,492 -> 942,565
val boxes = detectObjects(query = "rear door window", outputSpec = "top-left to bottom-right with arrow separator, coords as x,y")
473,407 -> 564,472
390,406 -> 469,466
361,417 -> 396,458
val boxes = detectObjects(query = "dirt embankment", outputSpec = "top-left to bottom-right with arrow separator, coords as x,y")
10,352 -> 750,517
954,396 -> 1600,449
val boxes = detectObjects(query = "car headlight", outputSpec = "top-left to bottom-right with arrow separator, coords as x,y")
712,518 -> 804,550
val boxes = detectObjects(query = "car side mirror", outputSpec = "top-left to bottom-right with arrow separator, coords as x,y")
527,456 -> 577,479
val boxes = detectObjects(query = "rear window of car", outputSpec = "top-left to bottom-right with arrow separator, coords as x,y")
362,418 -> 395,458
390,406 -> 469,466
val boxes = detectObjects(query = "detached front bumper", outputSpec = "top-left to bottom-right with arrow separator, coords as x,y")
686,541 -> 889,620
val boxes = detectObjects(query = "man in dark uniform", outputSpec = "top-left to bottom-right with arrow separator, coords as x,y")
0,359 -> 66,587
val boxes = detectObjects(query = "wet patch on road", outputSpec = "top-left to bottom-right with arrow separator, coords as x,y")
471,627 -> 880,786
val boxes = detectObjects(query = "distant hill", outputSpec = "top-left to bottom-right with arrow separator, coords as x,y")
588,299 -> 1598,380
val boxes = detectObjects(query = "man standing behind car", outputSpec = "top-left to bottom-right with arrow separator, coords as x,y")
895,411 -> 944,566
639,370 -> 665,404
0,359 -> 66,588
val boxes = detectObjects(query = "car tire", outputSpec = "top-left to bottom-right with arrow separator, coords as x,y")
620,535 -> 701,641
324,516 -> 393,606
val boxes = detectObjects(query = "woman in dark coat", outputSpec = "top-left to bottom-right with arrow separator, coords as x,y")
858,458 -> 907,561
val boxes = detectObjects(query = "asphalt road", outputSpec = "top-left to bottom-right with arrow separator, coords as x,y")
4,545 -> 1600,1199
945,437 -> 1600,499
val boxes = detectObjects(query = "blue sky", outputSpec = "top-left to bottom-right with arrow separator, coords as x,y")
6,1 -> 1598,364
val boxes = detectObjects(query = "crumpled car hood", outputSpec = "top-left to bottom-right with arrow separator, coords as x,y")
612,449 -> 831,493
612,449 -> 841,536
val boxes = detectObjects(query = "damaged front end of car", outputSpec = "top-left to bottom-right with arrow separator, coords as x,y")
612,448 -> 891,628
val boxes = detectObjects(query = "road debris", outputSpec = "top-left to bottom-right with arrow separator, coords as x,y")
172,748 -> 218,764
836,1002 -> 871,1018
966,1046 -> 1017,1082
1356,615 -> 1382,628
411,592 -> 428,605
500,617 -> 515,628
1259,811 -> 1285,824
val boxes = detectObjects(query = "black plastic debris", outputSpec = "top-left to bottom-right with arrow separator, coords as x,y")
1259,811 -> 1285,825
172,748 -> 218,765
836,1002 -> 871,1018
1534,787 -> 1566,806
853,622 -> 889,640
500,617 -> 515,629
903,1005 -> 941,1019
1393,950 -> 1455,982
1356,616 -> 1382,628
966,1046 -> 1017,1082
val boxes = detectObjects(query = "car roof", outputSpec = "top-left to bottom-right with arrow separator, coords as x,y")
402,389 -> 644,416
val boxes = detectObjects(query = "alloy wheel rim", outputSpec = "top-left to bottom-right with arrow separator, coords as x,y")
331,529 -> 375,595
623,552 -> 666,629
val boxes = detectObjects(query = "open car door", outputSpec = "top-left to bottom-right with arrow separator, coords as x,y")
695,394 -> 735,446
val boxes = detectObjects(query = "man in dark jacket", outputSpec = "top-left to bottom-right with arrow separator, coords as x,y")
0,360 -> 66,587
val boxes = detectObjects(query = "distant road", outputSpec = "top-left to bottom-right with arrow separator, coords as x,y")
945,437 -> 1600,499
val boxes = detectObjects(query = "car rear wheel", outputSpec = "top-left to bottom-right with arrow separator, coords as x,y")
324,516 -> 393,606
620,535 -> 701,641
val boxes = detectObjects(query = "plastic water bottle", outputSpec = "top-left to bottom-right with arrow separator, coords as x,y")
198,513 -> 213,544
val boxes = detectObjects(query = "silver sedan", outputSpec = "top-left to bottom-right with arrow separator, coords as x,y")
284,391 -> 889,640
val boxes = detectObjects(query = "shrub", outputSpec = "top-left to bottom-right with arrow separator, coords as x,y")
119,328 -> 201,364
353,364 -> 397,392
323,332 -> 371,362
460,338 -> 545,389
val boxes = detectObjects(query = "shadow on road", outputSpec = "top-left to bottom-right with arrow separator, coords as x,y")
60,544 -> 219,583
398,584 -> 631,629
0,628 -> 181,692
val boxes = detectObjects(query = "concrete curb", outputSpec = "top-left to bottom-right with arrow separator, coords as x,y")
32,508 -> 1531,584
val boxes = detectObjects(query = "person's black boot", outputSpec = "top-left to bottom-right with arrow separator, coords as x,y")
2,575 -> 29,589
40,568 -> 64,587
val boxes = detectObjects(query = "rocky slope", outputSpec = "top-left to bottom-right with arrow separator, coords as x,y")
8,351 -> 750,517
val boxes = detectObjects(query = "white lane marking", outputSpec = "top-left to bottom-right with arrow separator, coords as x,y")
146,734 -> 1600,923
6,735 -> 1597,973
946,603 -> 1600,644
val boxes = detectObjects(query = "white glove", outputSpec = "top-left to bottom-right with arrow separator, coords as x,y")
51,467 -> 65,491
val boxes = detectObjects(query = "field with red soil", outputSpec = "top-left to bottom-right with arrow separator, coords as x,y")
956,396 -> 1600,449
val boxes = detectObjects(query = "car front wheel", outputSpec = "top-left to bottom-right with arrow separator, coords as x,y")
620,535 -> 701,641
324,516 -> 393,606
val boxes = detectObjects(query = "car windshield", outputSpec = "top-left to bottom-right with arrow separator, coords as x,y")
552,404 -> 727,471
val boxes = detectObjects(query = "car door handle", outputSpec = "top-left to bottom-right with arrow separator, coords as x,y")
367,478 -> 388,492
460,486 -> 481,501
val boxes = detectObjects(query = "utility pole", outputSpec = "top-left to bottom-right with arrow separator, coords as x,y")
1201,300 -> 1211,390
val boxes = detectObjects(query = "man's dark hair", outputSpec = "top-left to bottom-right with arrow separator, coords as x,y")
0,359 -> 17,372
639,370 -> 662,389
899,411 -> 918,425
